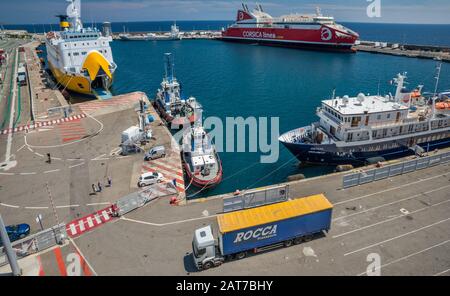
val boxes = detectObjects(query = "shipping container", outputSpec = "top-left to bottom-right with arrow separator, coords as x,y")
192,194 -> 333,270
217,194 -> 332,255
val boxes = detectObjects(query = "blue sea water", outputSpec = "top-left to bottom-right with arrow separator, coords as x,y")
109,38 -> 450,197
26,21 -> 450,197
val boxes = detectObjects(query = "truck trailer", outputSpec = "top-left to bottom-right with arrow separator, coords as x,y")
192,194 -> 333,270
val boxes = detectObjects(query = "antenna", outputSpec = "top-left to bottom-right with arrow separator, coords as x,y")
164,53 -> 174,83
377,78 -> 381,96
433,59 -> 442,96
242,3 -> 246,11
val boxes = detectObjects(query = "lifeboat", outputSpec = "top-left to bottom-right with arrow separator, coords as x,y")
436,101 -> 450,110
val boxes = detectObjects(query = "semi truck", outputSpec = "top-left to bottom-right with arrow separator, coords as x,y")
192,194 -> 333,270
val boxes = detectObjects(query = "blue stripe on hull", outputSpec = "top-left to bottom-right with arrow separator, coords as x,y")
282,138 -> 450,166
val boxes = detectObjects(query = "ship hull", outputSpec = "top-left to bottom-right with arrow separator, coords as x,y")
220,36 -> 355,52
48,60 -> 114,96
281,135 -> 450,166
221,25 -> 358,52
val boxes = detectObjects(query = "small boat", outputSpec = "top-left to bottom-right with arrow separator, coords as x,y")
181,124 -> 223,188
153,53 -> 201,129
148,23 -> 182,41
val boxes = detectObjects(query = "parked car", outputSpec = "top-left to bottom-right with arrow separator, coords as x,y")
144,145 -> 166,161
137,172 -> 164,187
5,224 -> 30,242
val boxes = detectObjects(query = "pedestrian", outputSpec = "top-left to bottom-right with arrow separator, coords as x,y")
97,181 -> 102,192
47,153 -> 51,164
107,176 -> 112,187
172,179 -> 177,187
91,183 -> 97,194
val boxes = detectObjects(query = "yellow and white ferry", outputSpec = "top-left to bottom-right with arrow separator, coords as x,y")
45,0 -> 117,98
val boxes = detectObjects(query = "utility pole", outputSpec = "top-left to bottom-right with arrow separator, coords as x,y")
0,214 -> 21,276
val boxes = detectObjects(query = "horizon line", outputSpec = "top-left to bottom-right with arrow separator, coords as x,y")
3,20 -> 450,26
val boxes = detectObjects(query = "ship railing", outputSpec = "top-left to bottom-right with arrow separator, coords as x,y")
279,126 -> 312,143
318,109 -> 342,125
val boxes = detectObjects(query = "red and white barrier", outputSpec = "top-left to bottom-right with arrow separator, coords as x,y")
0,113 -> 87,135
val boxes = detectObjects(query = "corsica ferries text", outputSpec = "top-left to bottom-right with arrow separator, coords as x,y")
234,225 -> 278,243
242,31 -> 276,39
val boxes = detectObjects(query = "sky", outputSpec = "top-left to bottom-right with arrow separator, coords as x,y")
1,0 -> 450,25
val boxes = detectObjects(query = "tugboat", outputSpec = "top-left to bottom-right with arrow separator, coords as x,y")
181,123 -> 223,189
279,64 -> 450,166
153,53 -> 201,129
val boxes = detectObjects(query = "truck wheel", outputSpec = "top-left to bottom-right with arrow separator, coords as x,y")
303,235 -> 313,242
236,252 -> 246,260
203,261 -> 214,270
293,237 -> 303,245
284,240 -> 293,247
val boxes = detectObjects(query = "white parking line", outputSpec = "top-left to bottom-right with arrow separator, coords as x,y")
120,214 -> 217,227
35,152 -> 44,157
334,174 -> 445,206
19,172 -> 36,175
344,217 -> 450,256
24,206 -> 49,210
333,198 -> 450,238
68,162 -> 85,169
55,204 -> 79,209
16,144 -> 26,152
86,202 -> 111,206
0,172 -> 14,175
0,203 -> 20,208
434,268 -> 450,276
333,184 -> 450,222
358,239 -> 450,276
44,169 -> 60,174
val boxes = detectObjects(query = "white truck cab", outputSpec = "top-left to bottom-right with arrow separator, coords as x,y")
192,225 -> 223,270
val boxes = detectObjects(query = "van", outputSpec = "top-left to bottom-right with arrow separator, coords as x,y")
144,145 -> 166,161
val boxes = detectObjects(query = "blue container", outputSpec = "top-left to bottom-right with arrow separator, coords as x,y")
220,209 -> 332,255
147,115 -> 154,123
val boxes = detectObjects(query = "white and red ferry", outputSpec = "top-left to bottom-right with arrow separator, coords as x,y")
221,4 -> 359,52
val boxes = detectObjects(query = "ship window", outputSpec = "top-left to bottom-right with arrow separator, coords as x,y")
73,52 -> 79,56
82,52 -> 87,55
387,113 -> 391,119
377,114 -> 381,120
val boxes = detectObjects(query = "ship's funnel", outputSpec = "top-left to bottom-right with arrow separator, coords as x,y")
57,15 -> 70,30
